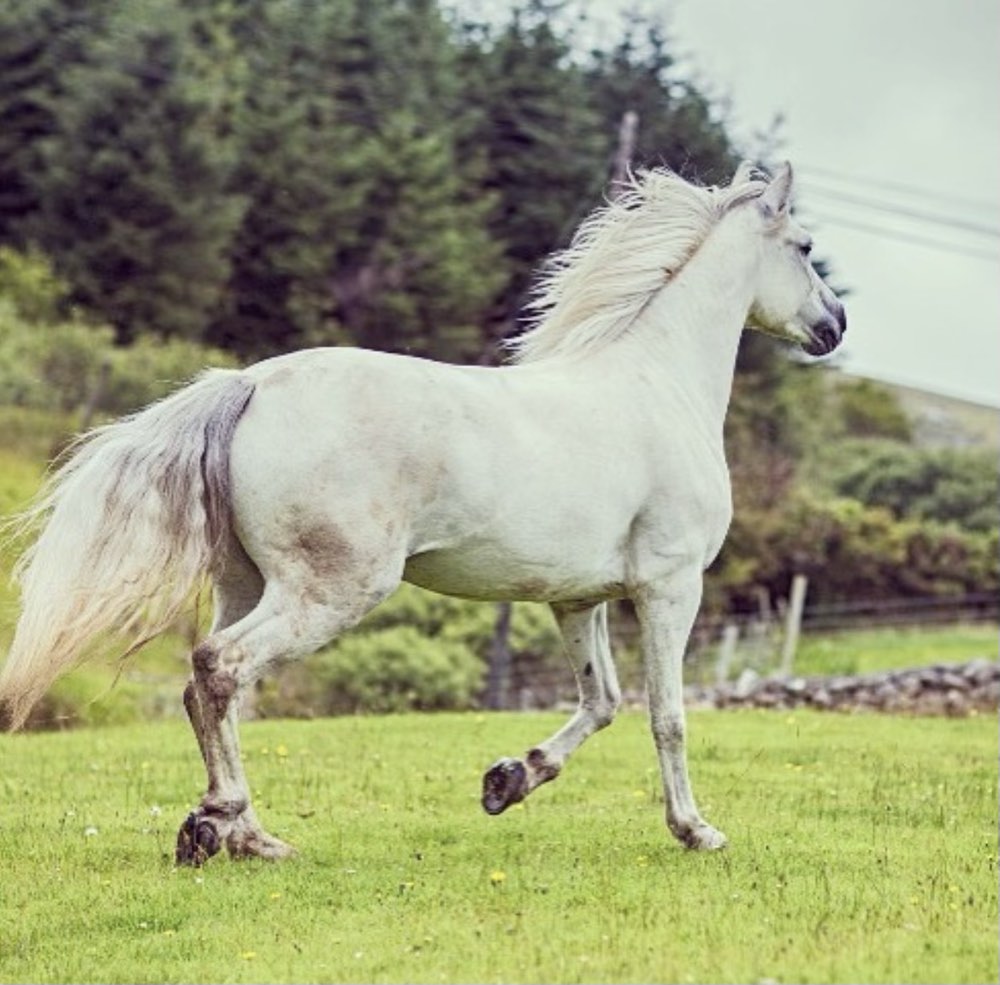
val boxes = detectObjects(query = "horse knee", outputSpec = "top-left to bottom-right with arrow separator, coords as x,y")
650,712 -> 685,750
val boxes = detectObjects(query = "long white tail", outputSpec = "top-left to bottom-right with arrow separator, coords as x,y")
0,370 -> 256,730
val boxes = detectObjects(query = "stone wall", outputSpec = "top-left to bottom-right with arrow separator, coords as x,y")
688,658 -> 999,716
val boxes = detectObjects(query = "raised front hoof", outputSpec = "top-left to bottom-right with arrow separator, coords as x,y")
675,821 -> 728,852
482,757 -> 528,815
175,812 -> 223,867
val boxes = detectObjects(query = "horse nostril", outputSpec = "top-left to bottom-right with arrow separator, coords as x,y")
824,296 -> 847,334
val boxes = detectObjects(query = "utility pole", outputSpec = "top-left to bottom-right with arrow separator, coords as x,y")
609,110 -> 639,201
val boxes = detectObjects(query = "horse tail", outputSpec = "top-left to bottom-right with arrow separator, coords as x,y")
0,369 -> 256,731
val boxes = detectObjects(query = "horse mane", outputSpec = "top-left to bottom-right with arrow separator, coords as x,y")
508,167 -> 769,364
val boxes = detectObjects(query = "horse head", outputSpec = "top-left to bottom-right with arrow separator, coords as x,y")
745,163 -> 847,357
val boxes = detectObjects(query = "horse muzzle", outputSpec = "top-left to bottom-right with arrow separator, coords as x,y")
803,297 -> 846,356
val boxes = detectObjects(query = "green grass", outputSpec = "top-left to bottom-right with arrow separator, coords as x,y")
793,624 -> 998,677
0,711 -> 996,984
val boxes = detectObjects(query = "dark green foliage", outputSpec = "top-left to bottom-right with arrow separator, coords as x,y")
0,0 -> 113,244
304,627 -> 484,715
0,249 -> 235,415
32,0 -> 243,342
836,378 -> 912,440
204,0 -> 370,355
258,584 -> 562,717
457,8 -> 606,352
828,441 -> 998,533
205,0 -> 505,360
715,493 -> 998,609
0,0 -> 748,359
585,16 -> 737,182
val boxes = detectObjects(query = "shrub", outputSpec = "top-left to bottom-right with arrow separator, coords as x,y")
712,491 -> 999,611
828,440 -> 998,534
259,626 -> 484,717
0,248 -> 236,418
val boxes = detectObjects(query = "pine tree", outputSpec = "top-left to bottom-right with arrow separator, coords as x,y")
205,0 -> 372,355
585,16 -> 738,184
209,0 -> 503,360
33,0 -> 242,341
0,0 -> 111,245
456,5 -> 606,355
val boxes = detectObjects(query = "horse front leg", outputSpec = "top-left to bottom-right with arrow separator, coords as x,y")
635,577 -> 727,850
482,601 -> 621,814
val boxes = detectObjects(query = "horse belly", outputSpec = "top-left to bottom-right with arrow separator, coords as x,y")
402,544 -> 626,604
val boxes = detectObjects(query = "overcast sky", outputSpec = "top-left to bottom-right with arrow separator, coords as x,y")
660,0 -> 1000,406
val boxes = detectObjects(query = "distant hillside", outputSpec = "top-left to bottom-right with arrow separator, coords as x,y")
832,372 -> 999,450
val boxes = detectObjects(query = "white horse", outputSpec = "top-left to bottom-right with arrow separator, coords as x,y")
0,161 -> 844,862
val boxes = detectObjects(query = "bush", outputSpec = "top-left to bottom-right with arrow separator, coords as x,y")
259,625 -> 485,717
103,335 -> 237,414
835,378 -> 911,441
0,249 -> 236,418
828,440 -> 998,534
22,669 -> 148,730
712,491 -> 999,611
257,586 -> 563,717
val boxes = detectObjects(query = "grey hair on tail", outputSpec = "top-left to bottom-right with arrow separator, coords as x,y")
0,370 -> 255,730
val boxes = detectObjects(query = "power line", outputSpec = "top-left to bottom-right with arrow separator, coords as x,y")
798,162 -> 1000,216
803,184 -> 1000,240
806,209 -> 1000,262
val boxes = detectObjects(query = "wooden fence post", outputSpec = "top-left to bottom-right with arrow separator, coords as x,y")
779,574 -> 808,676
715,623 -> 739,686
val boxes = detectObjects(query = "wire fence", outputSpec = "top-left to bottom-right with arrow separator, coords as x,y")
505,591 -> 999,710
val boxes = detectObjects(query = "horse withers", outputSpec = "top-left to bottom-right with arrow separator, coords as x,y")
0,162 -> 845,862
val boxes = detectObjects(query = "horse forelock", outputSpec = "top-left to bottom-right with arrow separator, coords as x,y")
508,169 -> 769,364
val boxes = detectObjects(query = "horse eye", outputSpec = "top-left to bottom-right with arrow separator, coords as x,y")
799,242 -> 813,257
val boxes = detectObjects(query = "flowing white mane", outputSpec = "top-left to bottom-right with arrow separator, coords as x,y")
509,167 -> 768,364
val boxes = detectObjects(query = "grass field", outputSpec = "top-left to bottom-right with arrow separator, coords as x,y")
0,710 -> 995,984
793,624 -> 998,677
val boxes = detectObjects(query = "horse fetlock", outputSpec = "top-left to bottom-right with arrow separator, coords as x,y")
525,747 -> 561,784
590,696 -> 619,730
175,795 -> 252,866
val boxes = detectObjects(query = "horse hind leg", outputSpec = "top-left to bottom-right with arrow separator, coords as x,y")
176,555 -> 402,865
482,602 -> 620,814
177,543 -> 272,864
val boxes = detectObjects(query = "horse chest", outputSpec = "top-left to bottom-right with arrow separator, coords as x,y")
631,453 -> 733,577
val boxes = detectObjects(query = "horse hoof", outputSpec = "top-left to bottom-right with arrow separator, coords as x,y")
678,822 -> 728,851
175,812 -> 223,866
482,757 -> 528,815
229,832 -> 296,861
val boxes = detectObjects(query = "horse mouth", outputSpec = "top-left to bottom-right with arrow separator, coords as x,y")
803,322 -> 842,357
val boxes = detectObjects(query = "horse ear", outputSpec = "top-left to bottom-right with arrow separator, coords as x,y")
758,162 -> 794,220
732,160 -> 757,186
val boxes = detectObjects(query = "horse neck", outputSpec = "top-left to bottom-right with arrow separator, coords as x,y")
619,211 -> 759,430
